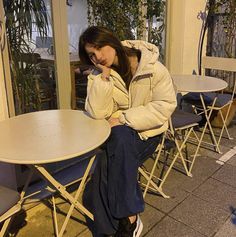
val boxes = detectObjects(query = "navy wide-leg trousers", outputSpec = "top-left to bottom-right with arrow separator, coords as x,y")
92,125 -> 161,235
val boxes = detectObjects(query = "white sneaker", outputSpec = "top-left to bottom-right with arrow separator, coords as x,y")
133,215 -> 143,237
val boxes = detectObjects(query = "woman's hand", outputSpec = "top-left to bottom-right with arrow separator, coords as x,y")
91,60 -> 111,81
108,117 -> 122,127
99,64 -> 111,81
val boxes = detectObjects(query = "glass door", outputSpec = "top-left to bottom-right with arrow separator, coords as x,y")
1,0 -> 73,116
2,0 -> 58,115
0,0 -> 73,188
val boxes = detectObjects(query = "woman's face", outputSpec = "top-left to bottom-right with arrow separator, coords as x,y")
85,44 -> 118,67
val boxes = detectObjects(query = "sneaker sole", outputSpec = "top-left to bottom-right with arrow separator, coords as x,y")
133,216 -> 143,237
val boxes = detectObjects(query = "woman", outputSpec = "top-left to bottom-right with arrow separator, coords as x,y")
79,26 -> 176,237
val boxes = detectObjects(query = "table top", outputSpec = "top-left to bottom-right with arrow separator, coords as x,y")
172,74 -> 228,93
0,110 -> 110,164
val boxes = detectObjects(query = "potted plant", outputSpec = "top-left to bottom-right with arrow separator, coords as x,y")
4,0 -> 49,114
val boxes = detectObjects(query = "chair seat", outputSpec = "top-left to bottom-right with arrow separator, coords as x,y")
206,93 -> 232,107
0,186 -> 20,216
171,109 -> 202,129
182,92 -> 232,107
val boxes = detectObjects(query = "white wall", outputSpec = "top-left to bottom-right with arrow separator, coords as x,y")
166,0 -> 207,74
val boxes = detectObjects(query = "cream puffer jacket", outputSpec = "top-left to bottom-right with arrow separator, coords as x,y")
85,40 -> 177,140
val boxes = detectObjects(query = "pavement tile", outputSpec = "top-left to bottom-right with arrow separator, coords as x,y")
212,163 -> 236,188
9,203 -> 55,237
190,128 -> 233,152
77,229 -> 93,237
212,125 -> 236,149
226,121 -> 236,137
219,137 -> 236,147
200,145 -> 230,160
193,178 -> 236,212
144,186 -> 189,214
169,195 -> 229,236
14,198 -> 88,237
140,204 -> 165,235
141,156 -> 190,199
214,214 -> 236,237
143,155 -> 221,214
145,216 -> 205,237
226,154 -> 236,167
218,137 -> 236,149
176,155 -> 221,193
142,144 -> 221,195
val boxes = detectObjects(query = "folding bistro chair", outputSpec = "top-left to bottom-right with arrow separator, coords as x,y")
138,109 -> 202,199
0,169 -> 34,237
169,109 -> 202,175
201,56 -> 236,149
0,186 -> 21,237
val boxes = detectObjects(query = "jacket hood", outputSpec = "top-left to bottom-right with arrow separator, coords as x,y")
121,40 -> 159,75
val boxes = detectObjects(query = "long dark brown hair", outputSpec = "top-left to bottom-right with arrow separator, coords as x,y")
79,26 -> 140,89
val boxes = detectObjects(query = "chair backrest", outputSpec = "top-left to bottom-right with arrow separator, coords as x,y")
201,56 -> 236,98
202,56 -> 236,72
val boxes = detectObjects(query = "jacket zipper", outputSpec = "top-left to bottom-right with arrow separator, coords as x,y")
128,73 -> 153,108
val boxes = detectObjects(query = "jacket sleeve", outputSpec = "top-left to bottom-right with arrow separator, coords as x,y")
85,73 -> 115,119
119,63 -> 177,131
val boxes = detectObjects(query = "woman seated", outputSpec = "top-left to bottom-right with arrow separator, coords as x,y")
79,26 -> 177,237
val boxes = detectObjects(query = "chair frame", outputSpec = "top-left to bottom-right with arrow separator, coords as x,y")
138,110 -> 201,199
168,115 -> 200,175
138,131 -> 170,198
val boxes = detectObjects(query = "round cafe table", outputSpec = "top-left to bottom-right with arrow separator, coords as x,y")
172,74 -> 227,93
0,109 -> 110,164
0,109 -> 111,236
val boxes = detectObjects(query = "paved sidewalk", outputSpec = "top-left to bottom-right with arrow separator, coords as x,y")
9,120 -> 236,237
